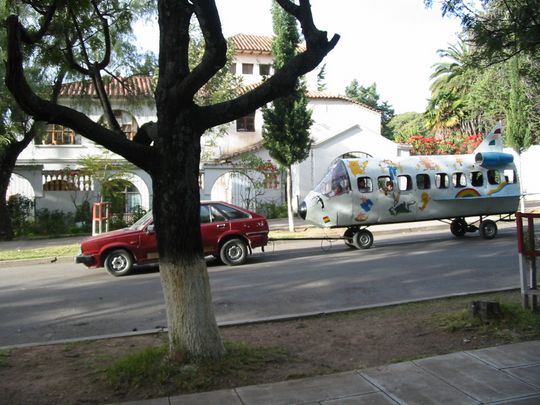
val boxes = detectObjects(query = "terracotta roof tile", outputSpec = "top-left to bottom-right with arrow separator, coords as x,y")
60,75 -> 155,98
229,34 -> 273,54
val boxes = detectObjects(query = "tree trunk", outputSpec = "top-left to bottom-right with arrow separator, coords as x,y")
152,123 -> 224,360
0,172 -> 15,241
0,137 -> 32,241
286,166 -> 294,232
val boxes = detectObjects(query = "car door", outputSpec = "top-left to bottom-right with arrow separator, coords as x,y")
136,221 -> 159,263
200,203 -> 230,255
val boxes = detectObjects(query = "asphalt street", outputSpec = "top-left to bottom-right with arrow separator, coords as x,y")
0,226 -> 522,347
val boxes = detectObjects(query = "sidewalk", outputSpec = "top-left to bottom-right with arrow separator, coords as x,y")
119,340 -> 540,405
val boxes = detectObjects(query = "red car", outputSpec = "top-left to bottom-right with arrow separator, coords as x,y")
75,201 -> 269,276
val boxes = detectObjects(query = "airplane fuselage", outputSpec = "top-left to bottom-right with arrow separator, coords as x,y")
300,152 -> 520,229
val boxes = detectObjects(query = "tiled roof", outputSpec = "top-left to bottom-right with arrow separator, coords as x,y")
306,90 -> 381,113
229,34 -> 273,55
60,75 -> 154,98
59,76 -> 378,114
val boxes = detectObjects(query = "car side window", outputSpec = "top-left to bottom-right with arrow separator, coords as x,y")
212,203 -> 250,220
200,205 -> 211,224
210,205 -> 228,222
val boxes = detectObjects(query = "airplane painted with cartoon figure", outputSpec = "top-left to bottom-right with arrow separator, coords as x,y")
298,124 -> 521,249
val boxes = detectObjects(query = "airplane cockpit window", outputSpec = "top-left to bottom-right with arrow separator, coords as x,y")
435,173 -> 449,189
471,171 -> 484,187
314,160 -> 351,197
452,172 -> 467,188
487,169 -> 501,185
357,177 -> 373,193
416,174 -> 431,190
398,175 -> 412,191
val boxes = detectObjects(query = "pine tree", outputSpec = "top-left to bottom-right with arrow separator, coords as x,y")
262,0 -> 313,232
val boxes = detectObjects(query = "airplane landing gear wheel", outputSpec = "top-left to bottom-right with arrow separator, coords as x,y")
353,229 -> 374,249
343,228 -> 356,249
480,219 -> 498,239
450,218 -> 468,237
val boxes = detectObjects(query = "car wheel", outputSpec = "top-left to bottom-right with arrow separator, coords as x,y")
480,219 -> 498,239
450,218 -> 467,237
220,238 -> 248,266
353,229 -> 374,249
104,249 -> 134,276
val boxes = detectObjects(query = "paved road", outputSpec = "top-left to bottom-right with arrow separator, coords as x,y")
0,226 -> 522,347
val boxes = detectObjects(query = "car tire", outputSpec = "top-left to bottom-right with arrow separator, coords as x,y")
480,219 -> 498,239
450,218 -> 468,237
220,238 -> 248,266
104,249 -> 134,277
353,229 -> 374,249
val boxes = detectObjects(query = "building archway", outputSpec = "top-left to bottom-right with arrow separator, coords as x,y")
7,173 -> 35,201
210,172 -> 256,210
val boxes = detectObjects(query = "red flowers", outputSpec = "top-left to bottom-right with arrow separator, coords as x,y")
406,133 -> 483,155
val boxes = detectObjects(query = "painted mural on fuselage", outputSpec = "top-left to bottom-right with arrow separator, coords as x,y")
300,125 -> 520,228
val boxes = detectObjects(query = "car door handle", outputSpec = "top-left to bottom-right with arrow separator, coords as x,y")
216,224 -> 226,229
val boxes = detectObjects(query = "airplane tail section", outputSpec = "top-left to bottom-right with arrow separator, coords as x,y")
473,123 -> 515,168
473,123 -> 504,154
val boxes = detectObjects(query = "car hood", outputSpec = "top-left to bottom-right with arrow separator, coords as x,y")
81,228 -> 141,245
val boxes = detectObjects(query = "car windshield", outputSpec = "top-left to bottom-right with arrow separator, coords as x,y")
129,210 -> 153,230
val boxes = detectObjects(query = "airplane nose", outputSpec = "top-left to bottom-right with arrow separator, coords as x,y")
298,201 -> 307,220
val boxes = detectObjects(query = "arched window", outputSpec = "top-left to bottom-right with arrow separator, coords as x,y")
43,124 -> 78,145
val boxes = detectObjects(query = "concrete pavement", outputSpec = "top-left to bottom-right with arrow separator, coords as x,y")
118,340 -> 540,405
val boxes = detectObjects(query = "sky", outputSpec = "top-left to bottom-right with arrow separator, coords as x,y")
135,0 -> 462,114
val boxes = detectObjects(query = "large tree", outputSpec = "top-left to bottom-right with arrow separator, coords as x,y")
5,0 -> 339,360
262,0 -> 313,233
0,0 -> 152,241
425,0 -> 540,65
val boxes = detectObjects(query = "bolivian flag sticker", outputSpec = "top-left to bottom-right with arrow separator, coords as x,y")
323,216 -> 331,224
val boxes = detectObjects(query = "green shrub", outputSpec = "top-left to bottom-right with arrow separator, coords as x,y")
7,194 -> 34,237
257,202 -> 288,219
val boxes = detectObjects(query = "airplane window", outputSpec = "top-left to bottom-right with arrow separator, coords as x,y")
357,177 -> 373,193
435,173 -> 449,189
471,171 -> 484,187
504,169 -> 517,184
452,172 -> 467,188
398,175 -> 412,191
487,169 -> 501,185
378,176 -> 392,191
416,174 -> 431,190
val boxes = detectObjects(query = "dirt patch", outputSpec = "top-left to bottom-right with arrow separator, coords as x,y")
1,290 -> 538,405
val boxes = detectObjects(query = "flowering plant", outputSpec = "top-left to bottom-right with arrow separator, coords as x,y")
406,133 -> 483,155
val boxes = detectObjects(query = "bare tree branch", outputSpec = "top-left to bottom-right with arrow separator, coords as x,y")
5,15 -> 155,172
198,0 -> 339,129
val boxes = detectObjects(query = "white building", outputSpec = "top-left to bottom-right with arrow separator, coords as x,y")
8,34 -> 404,217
